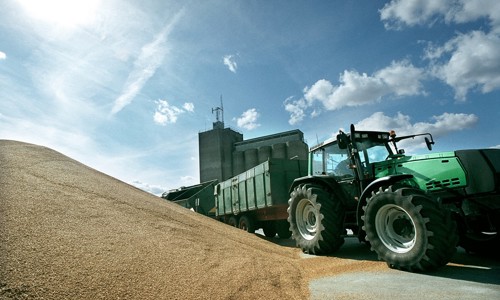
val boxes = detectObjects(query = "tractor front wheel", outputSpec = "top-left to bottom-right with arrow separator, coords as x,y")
362,187 -> 458,272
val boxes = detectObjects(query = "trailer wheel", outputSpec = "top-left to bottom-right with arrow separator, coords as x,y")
238,215 -> 255,233
362,186 -> 458,272
227,215 -> 238,227
456,212 -> 500,254
262,222 -> 277,237
287,184 -> 345,254
276,220 -> 292,239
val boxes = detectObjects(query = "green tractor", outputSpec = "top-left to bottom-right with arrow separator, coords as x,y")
287,124 -> 500,272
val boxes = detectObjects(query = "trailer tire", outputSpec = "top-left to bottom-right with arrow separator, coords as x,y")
276,220 -> 292,239
238,215 -> 255,233
227,215 -> 238,227
287,184 -> 345,254
457,213 -> 500,254
362,186 -> 458,272
262,222 -> 277,237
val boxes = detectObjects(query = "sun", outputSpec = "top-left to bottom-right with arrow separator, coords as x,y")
18,0 -> 100,28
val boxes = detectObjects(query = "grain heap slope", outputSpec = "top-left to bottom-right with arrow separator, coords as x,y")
0,140 -> 308,300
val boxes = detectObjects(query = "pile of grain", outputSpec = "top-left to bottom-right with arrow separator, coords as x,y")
0,140 -> 309,299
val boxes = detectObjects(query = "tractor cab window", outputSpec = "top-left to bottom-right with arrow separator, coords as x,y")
311,142 -> 353,178
355,140 -> 391,170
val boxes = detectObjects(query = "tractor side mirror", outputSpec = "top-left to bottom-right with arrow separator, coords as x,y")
425,137 -> 434,151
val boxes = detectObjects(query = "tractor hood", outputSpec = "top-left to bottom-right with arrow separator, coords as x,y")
373,151 -> 466,192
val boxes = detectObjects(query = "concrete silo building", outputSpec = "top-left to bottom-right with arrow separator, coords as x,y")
198,112 -> 308,183
198,119 -> 243,183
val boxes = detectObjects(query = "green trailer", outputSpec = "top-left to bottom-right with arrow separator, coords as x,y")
215,158 -> 307,238
161,179 -> 218,217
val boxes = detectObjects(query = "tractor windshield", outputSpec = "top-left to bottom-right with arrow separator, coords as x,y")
352,132 -> 393,180
310,141 -> 354,178
356,141 -> 391,166
309,130 -> 393,179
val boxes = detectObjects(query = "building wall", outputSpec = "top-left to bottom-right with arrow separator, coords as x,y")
234,130 -> 304,152
198,126 -> 243,183
233,129 -> 308,170
199,127 -> 308,183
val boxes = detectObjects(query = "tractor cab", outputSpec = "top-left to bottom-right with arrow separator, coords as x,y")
309,128 -> 391,187
307,125 -> 435,193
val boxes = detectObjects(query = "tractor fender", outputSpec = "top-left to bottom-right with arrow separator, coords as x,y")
356,174 -> 414,226
289,175 -> 350,206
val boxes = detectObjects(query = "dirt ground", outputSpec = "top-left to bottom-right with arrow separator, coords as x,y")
0,140 -> 386,299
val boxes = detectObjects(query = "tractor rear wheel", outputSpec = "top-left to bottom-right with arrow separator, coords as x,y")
287,184 -> 345,254
362,186 -> 458,272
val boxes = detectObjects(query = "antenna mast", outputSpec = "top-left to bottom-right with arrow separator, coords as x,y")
212,95 -> 224,129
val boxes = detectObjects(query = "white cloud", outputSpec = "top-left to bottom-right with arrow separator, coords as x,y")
152,175 -> 197,197
284,96 -> 307,125
304,72 -> 386,111
0,51 -> 6,60
153,100 -> 194,125
306,60 -> 425,110
183,102 -> 195,112
380,0 -> 456,29
153,99 -> 185,125
426,31 -> 500,100
180,175 -> 196,186
0,113 -> 96,155
18,0 -> 100,29
354,111 -> 478,150
356,111 -> 477,135
381,1 -> 500,101
130,180 -> 167,196
458,1 -> 500,33
223,54 -> 238,73
355,111 -> 411,133
286,60 -> 425,124
310,109 -> 321,118
235,108 -> 260,130
380,0 -> 500,31
111,10 -> 184,115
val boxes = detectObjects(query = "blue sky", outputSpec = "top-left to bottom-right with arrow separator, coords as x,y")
1,0 -> 499,195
